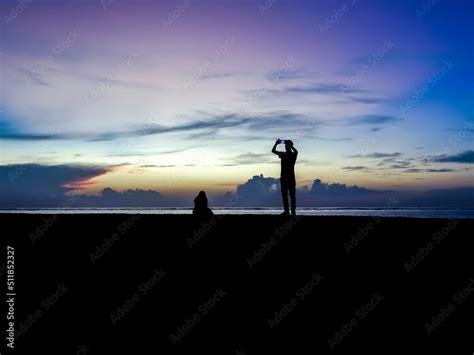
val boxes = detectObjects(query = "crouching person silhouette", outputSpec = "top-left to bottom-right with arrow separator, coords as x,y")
193,191 -> 214,219
272,139 -> 298,216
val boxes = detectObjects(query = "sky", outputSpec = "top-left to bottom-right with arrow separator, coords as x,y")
1,0 -> 473,206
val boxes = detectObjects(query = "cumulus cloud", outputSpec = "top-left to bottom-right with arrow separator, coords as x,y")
218,174 -> 391,207
74,188 -> 166,207
0,164 -> 169,207
0,164 -> 112,207
2,167 -> 473,208
221,174 -> 281,206
218,175 -> 474,207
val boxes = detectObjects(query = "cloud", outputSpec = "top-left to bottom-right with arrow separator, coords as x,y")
200,73 -> 234,80
0,163 -> 171,207
388,162 -> 414,169
16,69 -> 51,86
221,153 -> 271,166
313,135 -> 354,142
335,115 -> 403,133
90,112 -> 316,142
240,81 -> 368,101
283,83 -> 359,94
431,151 -> 474,164
404,168 -> 455,173
224,174 -> 281,206
346,96 -> 387,104
2,168 -> 473,208
308,179 -> 383,197
342,166 -> 369,171
0,119 -> 64,141
139,164 -> 176,168
74,188 -> 166,207
46,67 -> 162,91
218,175 -> 474,208
267,67 -> 319,81
217,175 -> 392,207
349,152 -> 402,159
370,152 -> 402,158
445,122 -> 474,133
0,132 -> 62,140
402,187 -> 474,208
2,111 -> 318,143
351,115 -> 402,126
15,66 -> 159,91
104,146 -> 193,157
0,164 -> 113,207
86,114 -> 251,141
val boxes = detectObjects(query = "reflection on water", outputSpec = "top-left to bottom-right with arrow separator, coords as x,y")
1,207 -> 474,219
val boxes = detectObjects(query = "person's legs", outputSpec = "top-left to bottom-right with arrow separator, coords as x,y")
280,179 -> 289,212
289,182 -> 296,214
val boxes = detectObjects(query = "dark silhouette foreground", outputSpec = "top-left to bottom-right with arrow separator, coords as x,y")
6,214 -> 472,353
193,190 -> 214,219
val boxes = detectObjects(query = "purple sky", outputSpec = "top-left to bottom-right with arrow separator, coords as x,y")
1,0 -> 473,202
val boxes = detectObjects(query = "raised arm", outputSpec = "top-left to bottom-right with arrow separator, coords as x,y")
272,139 -> 280,155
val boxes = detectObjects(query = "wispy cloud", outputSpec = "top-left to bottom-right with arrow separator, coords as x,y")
351,115 -> 402,126
349,152 -> 402,159
282,83 -> 360,94
342,166 -> 369,171
48,67 -> 161,91
1,111 -> 318,143
346,96 -> 388,104
220,152 -> 271,166
266,67 -> 319,81
313,135 -> 354,142
431,151 -> 474,164
91,112 -> 316,142
140,164 -> 176,168
200,73 -> 234,80
0,132 -> 62,140
89,114 -> 252,141
388,161 -> 414,169
0,119 -> 65,141
404,168 -> 456,173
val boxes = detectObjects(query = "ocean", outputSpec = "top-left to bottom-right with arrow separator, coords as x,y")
1,207 -> 474,218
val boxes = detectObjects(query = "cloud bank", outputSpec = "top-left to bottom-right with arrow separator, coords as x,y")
1,165 -> 473,208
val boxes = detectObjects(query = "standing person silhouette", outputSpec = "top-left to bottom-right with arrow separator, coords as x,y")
272,139 -> 298,215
